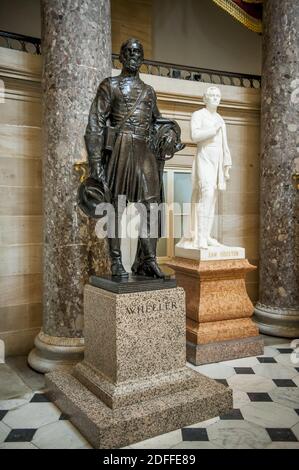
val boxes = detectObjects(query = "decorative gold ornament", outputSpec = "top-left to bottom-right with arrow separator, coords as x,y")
74,160 -> 89,182
212,0 -> 263,33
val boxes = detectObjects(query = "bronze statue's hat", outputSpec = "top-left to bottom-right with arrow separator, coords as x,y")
77,176 -> 111,219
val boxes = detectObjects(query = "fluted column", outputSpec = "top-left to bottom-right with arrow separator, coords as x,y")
28,0 -> 111,372
254,0 -> 299,337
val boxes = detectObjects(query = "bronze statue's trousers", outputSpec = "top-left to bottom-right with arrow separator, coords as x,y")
107,200 -> 159,268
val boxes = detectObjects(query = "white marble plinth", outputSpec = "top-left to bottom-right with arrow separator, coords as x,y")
175,245 -> 245,261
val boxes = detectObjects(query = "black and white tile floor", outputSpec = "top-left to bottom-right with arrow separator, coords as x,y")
0,339 -> 299,449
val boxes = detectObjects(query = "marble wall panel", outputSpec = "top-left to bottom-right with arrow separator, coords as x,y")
0,245 -> 42,276
0,215 -> 42,245
0,124 -> 41,159
0,99 -> 41,126
0,157 -> 42,187
0,187 -> 42,216
0,303 -> 42,332
0,48 -> 43,355
1,327 -> 41,356
0,273 -> 42,308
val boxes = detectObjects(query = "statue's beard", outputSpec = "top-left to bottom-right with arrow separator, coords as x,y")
124,59 -> 142,73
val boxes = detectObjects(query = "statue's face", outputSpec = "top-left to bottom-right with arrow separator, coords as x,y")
121,42 -> 143,72
205,88 -> 221,107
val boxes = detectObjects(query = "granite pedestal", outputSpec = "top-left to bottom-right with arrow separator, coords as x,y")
46,281 -> 232,448
167,255 -> 264,365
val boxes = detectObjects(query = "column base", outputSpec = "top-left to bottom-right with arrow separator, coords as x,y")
46,369 -> 232,449
254,303 -> 299,338
187,336 -> 264,366
28,331 -> 84,374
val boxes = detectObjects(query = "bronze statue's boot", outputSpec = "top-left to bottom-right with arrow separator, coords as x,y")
108,238 -> 129,277
111,258 -> 129,277
138,238 -> 165,279
131,239 -> 143,275
142,259 -> 165,278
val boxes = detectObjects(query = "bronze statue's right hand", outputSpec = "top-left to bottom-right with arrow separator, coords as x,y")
90,160 -> 106,183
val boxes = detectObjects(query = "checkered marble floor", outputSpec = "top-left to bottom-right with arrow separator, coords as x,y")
0,338 -> 299,449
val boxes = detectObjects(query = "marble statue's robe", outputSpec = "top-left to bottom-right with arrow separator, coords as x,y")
191,108 -> 231,197
179,108 -> 232,248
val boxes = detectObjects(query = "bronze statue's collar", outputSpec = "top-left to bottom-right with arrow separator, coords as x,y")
119,71 -> 141,80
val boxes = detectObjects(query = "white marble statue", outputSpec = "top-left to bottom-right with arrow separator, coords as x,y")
178,86 -> 232,250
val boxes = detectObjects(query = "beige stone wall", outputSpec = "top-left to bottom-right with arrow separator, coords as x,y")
152,0 -> 262,75
0,0 -> 262,76
111,0 -> 152,59
0,48 -> 42,355
0,48 -> 260,355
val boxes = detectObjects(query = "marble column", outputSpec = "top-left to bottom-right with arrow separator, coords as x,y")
254,0 -> 299,337
28,0 -> 111,372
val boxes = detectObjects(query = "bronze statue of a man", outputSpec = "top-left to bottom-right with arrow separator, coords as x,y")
82,38 -> 184,278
